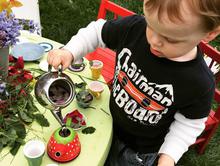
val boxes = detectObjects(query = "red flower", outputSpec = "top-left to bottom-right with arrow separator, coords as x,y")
14,56 -> 24,69
64,109 -> 86,127
19,89 -> 27,96
9,55 -> 14,62
23,71 -> 33,80
8,56 -> 33,85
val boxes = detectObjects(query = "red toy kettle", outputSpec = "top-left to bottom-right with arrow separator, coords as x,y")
47,126 -> 81,162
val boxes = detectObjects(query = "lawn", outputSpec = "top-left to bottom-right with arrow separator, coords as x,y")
39,0 -> 220,165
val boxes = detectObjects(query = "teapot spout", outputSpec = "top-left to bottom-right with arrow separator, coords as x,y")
51,107 -> 66,128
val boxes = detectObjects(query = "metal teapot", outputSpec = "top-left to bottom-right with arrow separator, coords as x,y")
35,65 -> 75,128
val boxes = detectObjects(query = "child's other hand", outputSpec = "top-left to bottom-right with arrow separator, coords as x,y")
157,154 -> 175,166
47,49 -> 74,70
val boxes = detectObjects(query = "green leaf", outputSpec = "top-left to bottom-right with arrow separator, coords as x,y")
0,128 -> 17,149
17,97 -> 27,107
16,138 -> 25,145
82,126 -> 96,134
34,114 -> 50,127
10,142 -> 21,156
15,84 -> 22,91
12,107 -> 19,114
26,96 -> 39,113
10,121 -> 26,139
8,140 -> 16,147
6,128 -> 17,140
0,143 -> 3,153
75,82 -> 87,89
0,135 -> 9,145
5,115 -> 20,124
19,111 -> 33,123
0,114 -> 4,124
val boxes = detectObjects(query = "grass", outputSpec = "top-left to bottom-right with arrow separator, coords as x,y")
39,0 -> 220,165
39,0 -> 100,44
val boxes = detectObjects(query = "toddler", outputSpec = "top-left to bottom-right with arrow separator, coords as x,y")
47,0 -> 220,165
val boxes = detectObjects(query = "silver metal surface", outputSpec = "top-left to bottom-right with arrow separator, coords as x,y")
34,65 -> 75,127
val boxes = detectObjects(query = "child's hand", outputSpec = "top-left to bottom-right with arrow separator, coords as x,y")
47,49 -> 74,70
157,154 -> 175,166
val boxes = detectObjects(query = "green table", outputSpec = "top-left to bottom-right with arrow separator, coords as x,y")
0,32 -> 113,166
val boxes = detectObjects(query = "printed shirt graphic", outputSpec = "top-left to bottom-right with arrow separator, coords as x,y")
112,48 -> 174,126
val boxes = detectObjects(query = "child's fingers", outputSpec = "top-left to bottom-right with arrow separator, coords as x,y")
52,56 -> 62,70
47,49 -> 73,70
47,50 -> 57,65
62,62 -> 68,70
62,61 -> 71,70
61,51 -> 73,70
47,49 -> 63,68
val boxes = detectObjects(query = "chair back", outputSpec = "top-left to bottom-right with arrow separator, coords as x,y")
97,0 -> 135,19
199,41 -> 220,121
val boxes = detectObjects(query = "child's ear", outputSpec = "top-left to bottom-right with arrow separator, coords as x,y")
202,26 -> 220,43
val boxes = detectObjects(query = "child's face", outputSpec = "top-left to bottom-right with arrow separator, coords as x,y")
143,0 -> 208,61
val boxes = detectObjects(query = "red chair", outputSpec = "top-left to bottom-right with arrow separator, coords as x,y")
195,42 -> 220,154
86,0 -> 220,154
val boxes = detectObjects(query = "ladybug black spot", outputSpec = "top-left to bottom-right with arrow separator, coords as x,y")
55,152 -> 61,157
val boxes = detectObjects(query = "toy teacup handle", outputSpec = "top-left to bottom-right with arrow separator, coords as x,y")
89,90 -> 101,99
94,92 -> 101,99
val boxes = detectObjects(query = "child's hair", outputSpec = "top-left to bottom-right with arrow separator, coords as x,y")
144,0 -> 220,32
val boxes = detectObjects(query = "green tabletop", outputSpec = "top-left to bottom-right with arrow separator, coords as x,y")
0,32 -> 113,166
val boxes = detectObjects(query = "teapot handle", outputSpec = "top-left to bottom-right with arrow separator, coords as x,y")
48,65 -> 63,77
58,66 -> 63,77
48,64 -> 52,72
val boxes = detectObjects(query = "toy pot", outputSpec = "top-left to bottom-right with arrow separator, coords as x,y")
47,126 -> 81,162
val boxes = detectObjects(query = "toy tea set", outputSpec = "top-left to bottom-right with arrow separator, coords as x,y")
34,64 -> 104,163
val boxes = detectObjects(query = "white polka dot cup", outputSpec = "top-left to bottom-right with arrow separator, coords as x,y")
23,140 -> 45,166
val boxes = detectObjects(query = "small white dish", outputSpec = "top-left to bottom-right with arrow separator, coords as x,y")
39,60 -> 56,72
